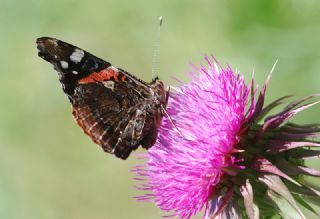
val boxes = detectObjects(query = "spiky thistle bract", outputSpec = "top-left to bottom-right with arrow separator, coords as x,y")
134,56 -> 320,219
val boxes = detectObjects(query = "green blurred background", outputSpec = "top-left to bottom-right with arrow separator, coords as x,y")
1,0 -> 320,218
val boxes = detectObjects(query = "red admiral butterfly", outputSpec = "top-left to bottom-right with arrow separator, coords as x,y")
36,37 -> 168,159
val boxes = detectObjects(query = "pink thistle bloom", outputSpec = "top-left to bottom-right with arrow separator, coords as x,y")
134,56 -> 320,219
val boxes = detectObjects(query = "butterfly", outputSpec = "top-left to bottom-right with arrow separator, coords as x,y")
36,37 -> 168,159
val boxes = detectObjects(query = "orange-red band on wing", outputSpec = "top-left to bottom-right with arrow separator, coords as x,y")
78,67 -> 120,84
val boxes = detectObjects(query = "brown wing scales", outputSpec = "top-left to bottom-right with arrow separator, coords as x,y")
72,82 -> 153,159
37,37 -> 168,160
111,106 -> 147,159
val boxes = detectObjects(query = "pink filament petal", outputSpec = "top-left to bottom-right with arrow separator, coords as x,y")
135,56 -> 249,219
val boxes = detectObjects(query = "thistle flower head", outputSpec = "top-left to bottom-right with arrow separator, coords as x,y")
134,56 -> 320,219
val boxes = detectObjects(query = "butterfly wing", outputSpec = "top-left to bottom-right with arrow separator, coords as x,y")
37,37 -> 162,159
72,81 -> 150,159
37,37 -> 111,100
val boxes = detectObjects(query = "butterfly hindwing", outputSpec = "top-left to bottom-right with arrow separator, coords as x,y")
37,37 -> 168,159
72,79 -> 150,159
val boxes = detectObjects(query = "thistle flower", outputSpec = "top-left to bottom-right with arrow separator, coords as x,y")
134,56 -> 320,219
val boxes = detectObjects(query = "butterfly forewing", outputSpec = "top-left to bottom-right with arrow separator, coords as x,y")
37,37 -> 167,159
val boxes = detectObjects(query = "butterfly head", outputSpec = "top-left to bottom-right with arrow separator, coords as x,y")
150,78 -> 168,107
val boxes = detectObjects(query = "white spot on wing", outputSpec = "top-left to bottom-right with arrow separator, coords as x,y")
70,48 -> 84,63
109,66 -> 119,73
88,122 -> 98,132
99,130 -> 108,141
72,70 -> 78,75
60,61 -> 68,69
102,80 -> 115,91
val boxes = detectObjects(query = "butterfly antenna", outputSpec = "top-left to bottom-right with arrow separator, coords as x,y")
151,16 -> 163,79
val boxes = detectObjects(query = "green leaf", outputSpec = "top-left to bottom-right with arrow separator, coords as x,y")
304,196 -> 320,207
293,194 -> 320,217
266,190 -> 305,219
285,181 -> 320,197
259,174 -> 306,219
